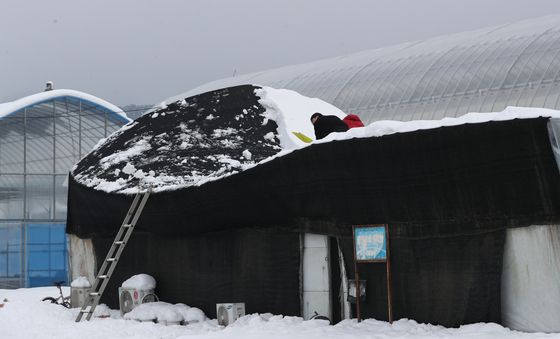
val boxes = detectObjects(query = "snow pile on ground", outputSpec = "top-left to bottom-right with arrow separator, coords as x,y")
70,276 -> 91,288
0,287 -> 555,339
71,85 -> 560,194
124,301 -> 207,324
122,274 -> 156,290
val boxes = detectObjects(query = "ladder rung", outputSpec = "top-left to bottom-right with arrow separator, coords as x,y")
89,292 -> 100,296
80,310 -> 93,313
97,275 -> 108,279
123,224 -> 133,228
106,258 -> 116,262
114,241 -> 124,245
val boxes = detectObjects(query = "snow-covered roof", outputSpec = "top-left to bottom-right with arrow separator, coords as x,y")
319,106 -> 560,144
72,85 -> 560,194
0,89 -> 128,121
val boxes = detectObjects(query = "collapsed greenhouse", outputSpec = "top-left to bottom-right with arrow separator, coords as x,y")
66,84 -> 560,332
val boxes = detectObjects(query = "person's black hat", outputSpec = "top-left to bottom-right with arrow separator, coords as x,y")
310,112 -> 323,121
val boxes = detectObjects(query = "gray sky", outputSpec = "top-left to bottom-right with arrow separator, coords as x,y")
1,0 -> 560,106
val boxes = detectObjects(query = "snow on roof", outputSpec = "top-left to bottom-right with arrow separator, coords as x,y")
256,87 -> 345,149
256,88 -> 560,153
0,89 -> 128,121
72,85 -> 282,193
72,85 -> 560,194
318,106 -> 560,144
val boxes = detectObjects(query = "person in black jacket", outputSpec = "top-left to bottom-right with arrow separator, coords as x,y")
310,112 -> 349,140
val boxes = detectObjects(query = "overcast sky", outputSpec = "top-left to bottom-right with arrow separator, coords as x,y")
1,0 -> 560,106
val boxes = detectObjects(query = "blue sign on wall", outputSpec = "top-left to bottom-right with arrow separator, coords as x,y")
354,225 -> 387,261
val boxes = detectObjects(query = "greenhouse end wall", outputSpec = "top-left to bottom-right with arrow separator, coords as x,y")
0,92 -> 129,288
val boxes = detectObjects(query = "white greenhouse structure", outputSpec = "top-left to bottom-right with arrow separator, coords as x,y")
0,89 -> 130,288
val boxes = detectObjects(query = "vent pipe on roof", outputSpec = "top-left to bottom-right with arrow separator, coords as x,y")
45,81 -> 53,91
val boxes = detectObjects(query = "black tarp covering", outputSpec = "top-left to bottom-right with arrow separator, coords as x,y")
72,85 -> 280,192
67,87 -> 560,326
91,228 -> 301,317
69,118 -> 560,239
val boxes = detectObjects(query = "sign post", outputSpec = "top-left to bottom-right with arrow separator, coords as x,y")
352,224 -> 393,323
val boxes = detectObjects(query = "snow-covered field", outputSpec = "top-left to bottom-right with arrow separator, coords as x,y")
1,287 -> 557,339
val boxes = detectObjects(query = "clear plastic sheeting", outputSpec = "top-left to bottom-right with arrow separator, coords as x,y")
176,16 -> 560,124
68,234 -> 96,285
549,119 -> 560,172
502,225 -> 560,332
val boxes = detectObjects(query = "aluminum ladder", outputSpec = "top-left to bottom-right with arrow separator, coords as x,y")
75,188 -> 151,322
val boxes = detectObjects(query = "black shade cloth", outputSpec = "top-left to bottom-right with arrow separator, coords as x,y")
72,85 -> 280,193
68,117 -> 560,239
67,86 -> 560,327
338,228 -> 505,324
93,228 -> 301,317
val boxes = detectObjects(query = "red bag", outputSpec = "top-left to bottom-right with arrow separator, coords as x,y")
343,114 -> 364,129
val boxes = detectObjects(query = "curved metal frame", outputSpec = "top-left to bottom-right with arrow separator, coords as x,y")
182,16 -> 560,124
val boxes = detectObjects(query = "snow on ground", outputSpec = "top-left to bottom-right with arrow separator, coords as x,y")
0,287 -> 557,339
123,301 -> 207,324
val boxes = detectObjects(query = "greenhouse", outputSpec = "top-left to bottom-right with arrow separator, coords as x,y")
66,85 -> 560,332
64,15 -> 560,332
0,89 -> 130,288
180,15 -> 560,124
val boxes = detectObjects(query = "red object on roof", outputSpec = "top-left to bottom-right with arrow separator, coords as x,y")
343,114 -> 364,129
